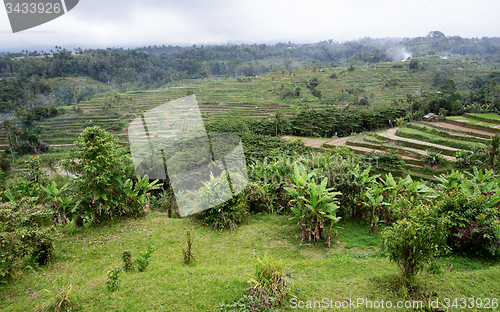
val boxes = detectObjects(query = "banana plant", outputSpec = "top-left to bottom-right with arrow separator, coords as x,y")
123,175 -> 161,215
40,181 -> 71,224
365,182 -> 389,233
286,164 -> 341,246
435,170 -> 464,194
287,164 -> 316,220
299,177 -> 342,246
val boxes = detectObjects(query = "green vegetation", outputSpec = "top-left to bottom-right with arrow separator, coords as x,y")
2,34 -> 500,311
397,127 -> 485,150
383,204 -> 448,280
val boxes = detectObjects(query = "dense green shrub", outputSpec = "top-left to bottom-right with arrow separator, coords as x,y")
122,251 -> 133,272
149,190 -> 181,217
121,175 -> 161,217
61,126 -> 157,225
426,150 -> 445,168
455,148 -> 487,169
438,191 -> 500,256
136,245 -> 155,272
195,173 -> 249,230
383,204 -> 449,280
0,199 -> 54,280
243,182 -> 273,213
4,156 -> 48,204
106,267 -> 123,291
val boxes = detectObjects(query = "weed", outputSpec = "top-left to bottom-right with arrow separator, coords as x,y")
106,267 -> 123,292
136,245 -> 155,272
217,290 -> 277,312
247,254 -> 291,306
122,251 -> 133,272
37,283 -> 74,312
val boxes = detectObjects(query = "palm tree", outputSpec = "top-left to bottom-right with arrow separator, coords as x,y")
71,85 -> 78,109
273,112 -> 283,136
395,117 -> 405,129
488,134 -> 500,174
491,78 -> 497,104
1,120 -> 19,164
29,93 -> 36,109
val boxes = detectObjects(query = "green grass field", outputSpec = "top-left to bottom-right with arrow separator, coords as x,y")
1,213 -> 498,311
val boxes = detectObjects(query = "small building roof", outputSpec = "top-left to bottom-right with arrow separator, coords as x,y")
423,113 -> 439,119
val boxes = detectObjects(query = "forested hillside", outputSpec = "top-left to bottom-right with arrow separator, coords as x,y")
1,32 -> 499,113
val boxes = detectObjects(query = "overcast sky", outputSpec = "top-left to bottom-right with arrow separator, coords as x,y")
1,0 -> 499,52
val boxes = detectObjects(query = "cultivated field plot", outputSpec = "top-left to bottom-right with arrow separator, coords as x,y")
0,55 -> 493,156
292,114 -> 500,179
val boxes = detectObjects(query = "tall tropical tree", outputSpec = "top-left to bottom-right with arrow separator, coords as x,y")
1,119 -> 19,164
71,85 -> 78,108
273,112 -> 284,137
491,78 -> 497,104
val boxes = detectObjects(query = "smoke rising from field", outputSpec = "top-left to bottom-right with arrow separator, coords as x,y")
387,47 -> 413,62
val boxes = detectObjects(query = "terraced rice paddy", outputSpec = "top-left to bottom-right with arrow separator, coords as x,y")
287,113 -> 499,180
0,56 -> 496,170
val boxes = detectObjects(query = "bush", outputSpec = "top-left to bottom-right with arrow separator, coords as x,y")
383,204 -> 449,280
438,191 -> 500,256
122,251 -> 133,272
455,148 -> 486,168
37,284 -> 74,312
195,173 -> 249,230
61,126 -> 153,225
149,190 -> 180,217
247,254 -> 291,306
286,164 -> 341,246
106,267 -> 123,292
409,59 -> 419,71
136,245 -> 155,272
426,150 -> 445,168
0,199 -> 54,281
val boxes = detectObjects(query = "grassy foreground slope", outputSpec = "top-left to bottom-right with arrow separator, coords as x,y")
1,213 -> 499,311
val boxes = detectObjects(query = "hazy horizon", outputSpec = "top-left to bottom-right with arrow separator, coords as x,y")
1,0 -> 500,53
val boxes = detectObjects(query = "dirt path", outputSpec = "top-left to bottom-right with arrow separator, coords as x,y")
345,144 -> 421,161
387,145 -> 455,161
290,135 -> 422,161
49,144 -> 75,147
283,136 -> 341,148
378,128 -> 459,151
431,122 -> 496,136
324,136 -> 356,147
